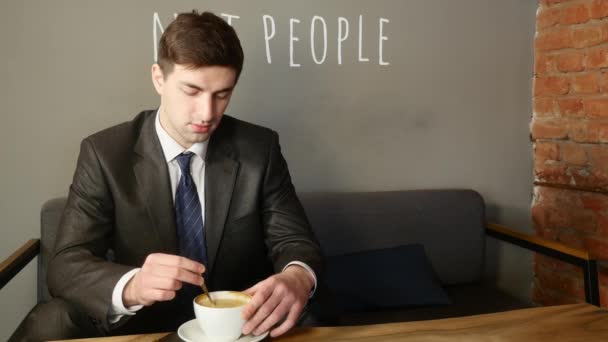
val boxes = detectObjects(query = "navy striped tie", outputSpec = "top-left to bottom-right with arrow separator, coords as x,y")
175,152 -> 207,266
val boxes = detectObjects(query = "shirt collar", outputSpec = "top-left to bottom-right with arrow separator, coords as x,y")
155,108 -> 208,163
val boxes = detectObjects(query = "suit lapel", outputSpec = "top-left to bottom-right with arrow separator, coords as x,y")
205,120 -> 239,274
133,112 -> 178,253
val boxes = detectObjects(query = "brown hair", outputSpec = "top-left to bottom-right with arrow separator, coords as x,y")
157,11 -> 244,80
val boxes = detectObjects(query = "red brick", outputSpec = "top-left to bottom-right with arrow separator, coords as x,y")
529,55 -> 608,305
531,118 -> 570,139
532,286 -> 583,306
599,264 -> 608,287
585,237 -> 608,258
570,165 -> 596,188
581,146 -> 608,189
600,285 -> 608,307
578,167 -> 608,189
602,23 -> 608,41
596,215 -> 608,238
560,3 -> 591,25
530,285 -> 547,306
581,194 -> 608,212
572,25 -> 608,48
589,121 -> 608,141
537,186 -> 596,211
534,253 -> 581,275
533,205 -> 551,233
598,123 -> 608,142
538,7 -> 562,29
535,160 -> 571,184
556,52 -> 586,73
569,120 -> 600,143
572,74 -> 600,94
557,98 -> 584,117
600,272 -> 608,298
536,28 -> 574,51
600,72 -> 608,92
537,186 -> 567,206
536,53 -> 556,76
574,211 -> 598,233
535,97 -> 556,117
588,144 -> 608,168
587,46 -> 608,69
573,26 -> 607,48
534,76 -> 570,96
535,268 -> 585,299
585,98 -> 608,118
558,228 -> 586,249
591,0 -> 608,19
561,143 -> 588,165
547,208 -> 572,233
541,0 -> 579,6
536,226 -> 560,242
535,141 -> 560,161
534,189 -> 604,227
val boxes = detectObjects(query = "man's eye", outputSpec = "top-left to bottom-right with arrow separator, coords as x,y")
183,88 -> 198,96
216,91 -> 230,99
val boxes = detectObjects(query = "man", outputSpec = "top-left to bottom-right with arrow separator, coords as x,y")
14,10 -> 323,341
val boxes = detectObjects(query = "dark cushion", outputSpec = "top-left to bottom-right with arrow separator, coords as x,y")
325,244 -> 451,312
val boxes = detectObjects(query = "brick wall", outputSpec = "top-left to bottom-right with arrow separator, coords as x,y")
533,0 -> 608,306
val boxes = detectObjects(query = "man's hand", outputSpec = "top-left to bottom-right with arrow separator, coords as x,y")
123,253 -> 205,307
241,265 -> 314,338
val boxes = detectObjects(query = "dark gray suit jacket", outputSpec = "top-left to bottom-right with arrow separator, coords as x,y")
47,110 -> 323,334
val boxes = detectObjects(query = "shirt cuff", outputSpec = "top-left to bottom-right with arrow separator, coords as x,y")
282,261 -> 317,298
108,268 -> 144,324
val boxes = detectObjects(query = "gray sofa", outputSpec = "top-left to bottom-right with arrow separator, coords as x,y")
3,189 -> 600,336
298,190 -> 531,325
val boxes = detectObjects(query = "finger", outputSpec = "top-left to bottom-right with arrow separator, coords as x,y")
270,301 -> 304,338
141,288 -> 176,305
144,275 -> 183,291
147,253 -> 205,273
253,299 -> 292,336
242,282 -> 273,320
242,289 -> 282,335
242,282 -> 260,296
143,264 -> 203,286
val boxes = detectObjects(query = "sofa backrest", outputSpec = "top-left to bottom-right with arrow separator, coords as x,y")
298,190 -> 486,285
38,189 -> 485,301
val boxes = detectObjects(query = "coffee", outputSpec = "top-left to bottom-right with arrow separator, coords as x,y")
193,291 -> 253,342
196,297 -> 247,308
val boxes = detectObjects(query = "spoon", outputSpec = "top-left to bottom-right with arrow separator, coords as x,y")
201,282 -> 216,306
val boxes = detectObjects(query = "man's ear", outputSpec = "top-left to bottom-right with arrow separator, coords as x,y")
151,64 -> 165,95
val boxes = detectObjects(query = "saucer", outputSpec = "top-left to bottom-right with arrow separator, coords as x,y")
178,319 -> 269,342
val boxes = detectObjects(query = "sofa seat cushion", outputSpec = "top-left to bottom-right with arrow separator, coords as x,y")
325,244 -> 451,312
335,282 -> 533,326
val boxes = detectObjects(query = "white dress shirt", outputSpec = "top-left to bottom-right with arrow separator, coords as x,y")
108,110 -> 316,323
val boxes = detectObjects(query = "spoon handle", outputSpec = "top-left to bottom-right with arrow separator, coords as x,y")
201,282 -> 216,306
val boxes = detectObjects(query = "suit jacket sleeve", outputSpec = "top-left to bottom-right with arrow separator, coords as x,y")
261,131 -> 323,277
48,138 -> 134,331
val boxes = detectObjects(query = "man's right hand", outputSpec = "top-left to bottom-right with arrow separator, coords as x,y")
123,253 -> 205,307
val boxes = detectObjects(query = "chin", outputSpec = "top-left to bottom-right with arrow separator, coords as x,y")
192,134 -> 211,143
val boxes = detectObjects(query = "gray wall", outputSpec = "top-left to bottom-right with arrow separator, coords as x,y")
0,0 -> 537,338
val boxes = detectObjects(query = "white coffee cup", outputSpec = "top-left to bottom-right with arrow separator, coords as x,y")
193,291 -> 252,342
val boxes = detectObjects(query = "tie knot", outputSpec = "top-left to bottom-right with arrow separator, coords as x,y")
175,152 -> 195,174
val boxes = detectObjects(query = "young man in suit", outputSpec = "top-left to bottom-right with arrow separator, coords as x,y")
13,10 -> 322,341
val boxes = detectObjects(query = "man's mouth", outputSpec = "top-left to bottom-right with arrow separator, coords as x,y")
191,123 -> 211,133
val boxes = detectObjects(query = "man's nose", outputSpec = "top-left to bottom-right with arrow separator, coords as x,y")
195,95 -> 215,122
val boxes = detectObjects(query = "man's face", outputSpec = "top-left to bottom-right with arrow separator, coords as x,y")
151,63 -> 237,148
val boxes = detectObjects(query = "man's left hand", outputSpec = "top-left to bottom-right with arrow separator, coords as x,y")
241,265 -> 314,338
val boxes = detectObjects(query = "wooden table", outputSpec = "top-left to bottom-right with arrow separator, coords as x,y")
54,303 -> 608,341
